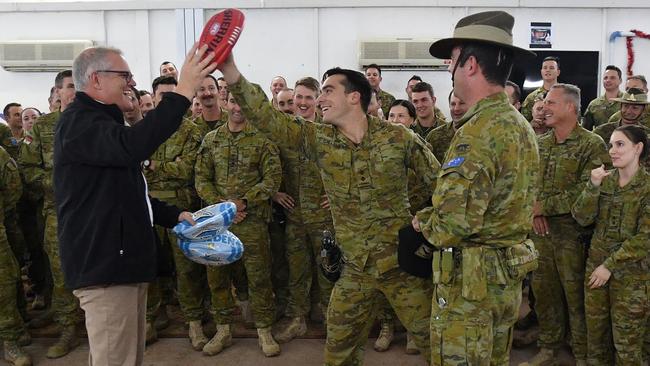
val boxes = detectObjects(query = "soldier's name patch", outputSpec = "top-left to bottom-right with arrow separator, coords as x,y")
455,143 -> 470,153
443,157 -> 465,169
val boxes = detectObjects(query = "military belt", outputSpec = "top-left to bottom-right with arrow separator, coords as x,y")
149,190 -> 178,199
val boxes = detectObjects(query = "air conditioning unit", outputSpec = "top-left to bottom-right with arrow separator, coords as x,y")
359,39 -> 450,71
0,40 -> 94,72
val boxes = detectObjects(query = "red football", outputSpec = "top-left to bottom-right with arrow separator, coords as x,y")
199,8 -> 245,65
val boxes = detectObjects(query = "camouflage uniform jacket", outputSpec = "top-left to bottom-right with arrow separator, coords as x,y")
18,111 -> 59,206
411,113 -> 448,139
193,111 -> 229,138
145,118 -> 202,194
227,79 -> 332,226
0,123 -> 23,160
194,121 -> 281,222
608,107 -> 650,129
582,91 -> 624,130
230,76 -> 440,274
377,89 -> 396,116
0,146 -> 22,213
417,92 -> 540,249
537,125 -> 609,218
572,168 -> 650,279
521,86 -> 548,122
425,120 -> 457,163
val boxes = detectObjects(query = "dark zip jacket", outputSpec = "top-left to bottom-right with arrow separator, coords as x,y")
54,91 -> 190,289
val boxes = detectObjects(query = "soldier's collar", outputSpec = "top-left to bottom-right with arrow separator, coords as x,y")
455,91 -> 509,128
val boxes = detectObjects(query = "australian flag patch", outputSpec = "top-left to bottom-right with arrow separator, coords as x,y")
443,156 -> 465,169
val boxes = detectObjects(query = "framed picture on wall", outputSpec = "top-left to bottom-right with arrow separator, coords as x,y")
530,22 -> 552,49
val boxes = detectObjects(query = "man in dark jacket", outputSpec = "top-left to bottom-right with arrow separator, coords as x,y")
53,44 -> 216,365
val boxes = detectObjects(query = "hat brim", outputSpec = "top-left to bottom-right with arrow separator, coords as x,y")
429,37 -> 536,61
611,98 -> 650,105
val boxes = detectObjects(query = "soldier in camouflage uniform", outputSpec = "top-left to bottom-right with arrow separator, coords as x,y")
572,125 -> 650,365
528,84 -> 609,366
416,11 -> 540,365
521,56 -> 560,121
0,146 -> 32,366
582,65 -> 624,131
195,91 -> 282,357
365,64 -> 396,115
18,70 -> 81,359
1,105 -> 28,305
425,91 -> 469,163
194,75 -> 230,136
219,53 -> 439,365
410,82 -> 448,138
219,75 -> 337,343
593,88 -> 650,146
142,75 -> 206,349
607,74 -> 650,129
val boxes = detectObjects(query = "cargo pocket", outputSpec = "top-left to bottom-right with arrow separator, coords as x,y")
431,317 -> 490,365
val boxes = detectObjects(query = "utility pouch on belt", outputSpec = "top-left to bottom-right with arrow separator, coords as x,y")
462,247 -> 487,301
503,239 -> 538,282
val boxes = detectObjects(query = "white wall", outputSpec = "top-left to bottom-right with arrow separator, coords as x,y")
1,2 -> 650,117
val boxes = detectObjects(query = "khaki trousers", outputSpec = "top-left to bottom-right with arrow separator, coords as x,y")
74,283 -> 148,366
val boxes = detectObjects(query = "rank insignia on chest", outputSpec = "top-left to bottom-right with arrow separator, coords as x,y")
443,156 -> 465,169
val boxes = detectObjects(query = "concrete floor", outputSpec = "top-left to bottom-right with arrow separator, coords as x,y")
5,332 -> 578,366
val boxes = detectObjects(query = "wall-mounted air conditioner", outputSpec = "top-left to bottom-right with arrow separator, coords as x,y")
359,39 -> 450,71
0,40 -> 94,72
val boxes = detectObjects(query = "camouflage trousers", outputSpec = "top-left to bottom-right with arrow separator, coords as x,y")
3,209 -> 27,319
430,267 -> 521,365
208,216 -> 274,328
147,224 -> 208,323
285,219 -> 334,318
18,195 -> 49,297
0,218 -> 25,341
531,217 -> 587,359
584,254 -> 649,365
269,217 -> 288,314
43,206 -> 80,327
324,264 -> 432,366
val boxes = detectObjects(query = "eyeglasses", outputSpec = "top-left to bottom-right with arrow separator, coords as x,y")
96,70 -> 134,83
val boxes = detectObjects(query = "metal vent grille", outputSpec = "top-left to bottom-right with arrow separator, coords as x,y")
359,39 -> 448,70
3,44 -> 36,61
361,42 -> 400,59
404,42 -> 432,59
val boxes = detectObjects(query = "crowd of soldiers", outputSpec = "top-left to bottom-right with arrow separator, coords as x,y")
1,10 -> 650,366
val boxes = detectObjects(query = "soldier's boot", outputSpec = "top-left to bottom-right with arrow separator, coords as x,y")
373,321 -> 394,352
273,316 -> 307,343
257,327 -> 280,357
31,295 -> 45,311
46,325 -> 80,359
145,322 -> 158,346
520,348 -> 557,366
405,332 -> 420,355
3,341 -> 32,366
202,324 -> 232,356
188,320 -> 208,351
154,307 -> 170,331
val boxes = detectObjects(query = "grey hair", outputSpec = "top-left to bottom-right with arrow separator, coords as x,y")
551,83 -> 581,115
72,46 -> 123,91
